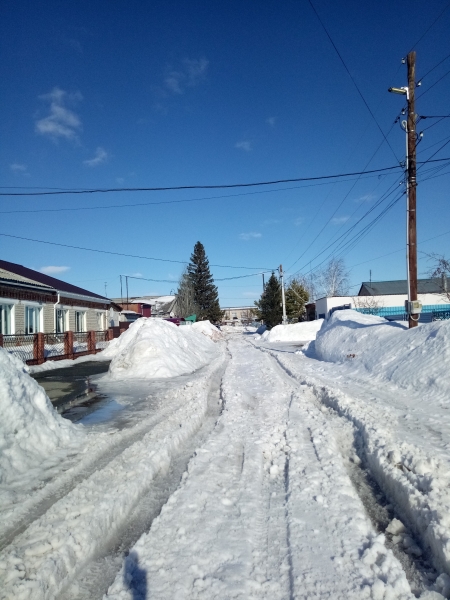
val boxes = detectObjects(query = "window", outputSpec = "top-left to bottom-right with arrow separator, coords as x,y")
0,303 -> 13,334
96,312 -> 104,331
25,306 -> 41,334
55,308 -> 68,333
75,311 -> 86,332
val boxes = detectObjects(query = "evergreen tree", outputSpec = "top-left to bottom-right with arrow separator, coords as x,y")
253,273 -> 282,328
285,278 -> 309,322
187,242 -> 223,322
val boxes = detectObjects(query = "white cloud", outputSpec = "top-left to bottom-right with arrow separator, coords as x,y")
266,117 -> 276,127
355,193 -> 376,203
331,216 -> 350,225
10,163 -> 27,173
294,217 -> 304,226
243,291 -> 257,297
116,177 -> 125,184
131,272 -> 143,277
35,87 -> 82,141
239,232 -> 262,241
235,140 -> 252,152
83,147 -> 108,167
262,218 -> 281,226
164,58 -> 209,95
40,266 -> 70,275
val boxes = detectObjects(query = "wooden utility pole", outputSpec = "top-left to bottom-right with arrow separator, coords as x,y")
407,51 -> 418,328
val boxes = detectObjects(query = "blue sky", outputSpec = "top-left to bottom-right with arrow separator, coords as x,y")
1,1 -> 450,305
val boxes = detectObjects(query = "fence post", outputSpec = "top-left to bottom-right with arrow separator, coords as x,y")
88,330 -> 96,353
65,331 -> 74,359
0,334 -> 3,348
34,333 -> 45,364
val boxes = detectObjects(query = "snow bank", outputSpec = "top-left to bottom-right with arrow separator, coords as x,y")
191,319 -> 223,340
104,318 -> 219,380
261,319 -> 324,343
0,348 -> 82,485
313,309 -> 450,399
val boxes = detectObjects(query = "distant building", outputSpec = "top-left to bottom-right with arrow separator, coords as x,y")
314,278 -> 450,322
222,306 -> 255,326
111,295 -> 177,319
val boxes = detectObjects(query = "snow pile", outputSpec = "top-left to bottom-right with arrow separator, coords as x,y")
261,319 -> 324,343
104,318 -> 219,380
0,347 -> 82,485
191,319 -> 223,340
313,309 -> 450,399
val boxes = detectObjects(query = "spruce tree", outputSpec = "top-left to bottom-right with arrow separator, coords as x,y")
254,273 -> 282,328
285,278 -> 309,322
187,242 -> 223,322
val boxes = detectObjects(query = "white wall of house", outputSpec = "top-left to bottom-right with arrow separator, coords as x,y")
315,296 -> 354,319
316,293 -> 450,319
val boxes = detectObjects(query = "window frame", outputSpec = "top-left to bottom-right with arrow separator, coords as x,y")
0,301 -> 14,335
74,310 -> 86,332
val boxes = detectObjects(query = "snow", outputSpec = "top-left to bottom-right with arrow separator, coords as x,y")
103,318 -> 220,379
312,309 -> 450,401
3,309 -> 450,598
104,337 -> 414,599
260,319 -> 324,342
0,347 -> 82,487
191,319 -> 223,340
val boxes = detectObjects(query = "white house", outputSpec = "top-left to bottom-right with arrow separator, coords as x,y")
315,278 -> 450,321
0,260 -> 110,335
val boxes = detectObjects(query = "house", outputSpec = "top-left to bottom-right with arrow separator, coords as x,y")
0,260 -> 110,335
111,295 -> 177,319
222,306 -> 255,326
314,278 -> 450,321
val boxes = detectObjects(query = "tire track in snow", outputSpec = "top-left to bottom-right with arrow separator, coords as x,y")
105,337 -> 295,600
256,340 -> 449,597
0,355 -> 227,600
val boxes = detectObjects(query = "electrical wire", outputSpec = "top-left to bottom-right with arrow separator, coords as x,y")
417,67 -> 450,100
307,0 -> 401,165
407,2 -> 450,53
0,233 -> 274,271
0,165 -> 401,197
0,172 -> 398,215
124,272 -> 273,283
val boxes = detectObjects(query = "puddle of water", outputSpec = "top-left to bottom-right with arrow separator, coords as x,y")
66,397 -> 126,425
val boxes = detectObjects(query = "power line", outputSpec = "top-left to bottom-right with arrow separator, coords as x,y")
125,271 -> 272,283
0,165 -> 402,198
307,0 -> 400,165
408,2 -> 450,53
0,233 -> 273,271
0,173 -> 398,215
417,67 -> 450,100
418,51 -> 450,82
348,228 -> 450,269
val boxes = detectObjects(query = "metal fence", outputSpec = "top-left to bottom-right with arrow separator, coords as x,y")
74,332 -> 89,354
2,334 -> 35,362
44,333 -> 66,358
95,330 -> 109,350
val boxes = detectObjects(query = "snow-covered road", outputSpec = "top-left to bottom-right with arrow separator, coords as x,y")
1,322 -> 450,599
